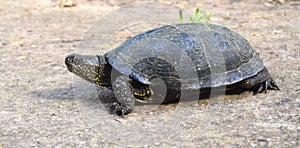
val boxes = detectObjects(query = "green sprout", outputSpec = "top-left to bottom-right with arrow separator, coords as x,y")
179,9 -> 183,23
179,8 -> 212,23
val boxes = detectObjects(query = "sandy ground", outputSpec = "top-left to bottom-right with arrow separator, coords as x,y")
0,0 -> 299,147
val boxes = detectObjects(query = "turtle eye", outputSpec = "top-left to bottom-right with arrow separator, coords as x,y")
73,57 -> 82,65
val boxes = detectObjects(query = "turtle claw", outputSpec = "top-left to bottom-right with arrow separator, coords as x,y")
253,84 -> 264,95
109,102 -> 129,117
264,81 -> 268,94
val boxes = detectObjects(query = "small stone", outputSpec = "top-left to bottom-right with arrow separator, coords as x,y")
60,0 -> 77,8
31,45 -> 38,48
16,55 -> 27,61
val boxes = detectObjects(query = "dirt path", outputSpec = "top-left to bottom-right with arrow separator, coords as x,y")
0,0 -> 299,147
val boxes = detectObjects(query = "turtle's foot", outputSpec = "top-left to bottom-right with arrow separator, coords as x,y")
109,102 -> 132,117
253,78 -> 280,95
111,75 -> 135,117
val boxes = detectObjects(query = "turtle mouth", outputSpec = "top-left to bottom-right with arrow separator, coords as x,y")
65,54 -> 75,72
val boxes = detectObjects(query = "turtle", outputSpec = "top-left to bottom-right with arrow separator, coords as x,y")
65,23 -> 279,116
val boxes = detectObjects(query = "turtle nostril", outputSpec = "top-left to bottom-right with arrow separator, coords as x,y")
66,54 -> 75,60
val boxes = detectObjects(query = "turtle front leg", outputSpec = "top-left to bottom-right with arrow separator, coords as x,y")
110,75 -> 135,116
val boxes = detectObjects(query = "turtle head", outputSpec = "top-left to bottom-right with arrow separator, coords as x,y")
65,54 -> 112,87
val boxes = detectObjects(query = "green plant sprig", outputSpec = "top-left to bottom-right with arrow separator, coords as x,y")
179,8 -> 212,23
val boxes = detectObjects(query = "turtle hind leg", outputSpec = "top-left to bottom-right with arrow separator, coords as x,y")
111,75 -> 135,117
253,78 -> 280,95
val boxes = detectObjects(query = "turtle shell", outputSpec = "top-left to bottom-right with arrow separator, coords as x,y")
104,23 -> 264,89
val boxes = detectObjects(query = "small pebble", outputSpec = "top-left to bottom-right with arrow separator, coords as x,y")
16,55 -> 27,61
275,99 -> 292,106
